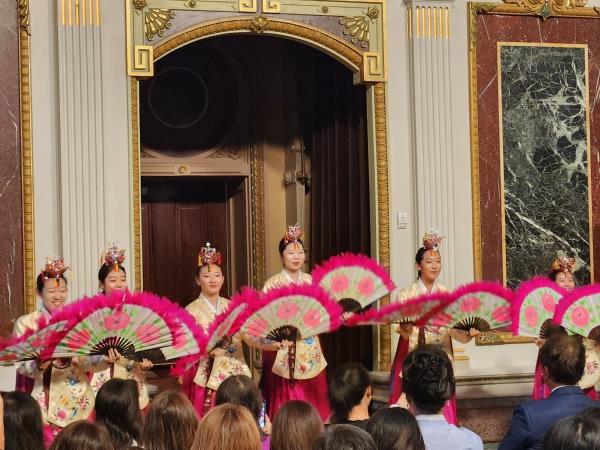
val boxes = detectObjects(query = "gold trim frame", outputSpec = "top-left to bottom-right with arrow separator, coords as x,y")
128,15 -> 391,369
18,0 -> 36,313
469,0 -> 600,282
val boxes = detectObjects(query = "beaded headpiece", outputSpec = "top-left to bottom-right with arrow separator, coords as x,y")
41,256 -> 69,288
283,224 -> 303,249
551,256 -> 576,274
198,242 -> 222,272
422,230 -> 443,255
102,243 -> 126,273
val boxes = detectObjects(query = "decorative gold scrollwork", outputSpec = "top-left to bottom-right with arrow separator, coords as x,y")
145,9 -> 176,41
250,16 -> 270,32
504,0 -> 586,18
263,0 -> 281,13
133,0 -> 148,9
239,0 -> 258,12
17,0 -> 30,35
339,7 -> 379,48
132,45 -> 153,76
363,52 -> 383,81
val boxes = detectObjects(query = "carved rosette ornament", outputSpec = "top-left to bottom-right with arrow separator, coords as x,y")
145,9 -> 176,41
339,7 -> 378,48
133,0 -> 148,9
250,16 -> 270,33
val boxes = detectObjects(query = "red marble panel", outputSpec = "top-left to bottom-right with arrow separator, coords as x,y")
0,0 -> 24,338
474,13 -> 600,282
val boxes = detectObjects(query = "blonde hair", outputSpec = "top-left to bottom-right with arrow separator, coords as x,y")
192,404 -> 262,450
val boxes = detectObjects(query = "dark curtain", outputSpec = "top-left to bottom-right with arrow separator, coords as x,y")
298,50 -> 372,371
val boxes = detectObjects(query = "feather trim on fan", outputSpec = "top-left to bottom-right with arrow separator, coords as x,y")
41,290 -> 196,360
171,288 -> 257,377
511,277 -> 566,337
239,284 -> 342,381
427,281 -> 514,332
344,291 -> 453,327
554,285 -> 600,338
0,316 -> 68,365
312,253 -> 396,312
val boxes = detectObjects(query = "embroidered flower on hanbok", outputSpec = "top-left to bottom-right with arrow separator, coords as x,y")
55,409 -> 67,420
67,375 -> 79,386
586,360 -> 599,375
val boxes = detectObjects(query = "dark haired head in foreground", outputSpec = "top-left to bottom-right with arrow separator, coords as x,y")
49,421 -> 114,450
312,424 -> 376,450
2,391 -> 44,450
271,400 -> 324,450
366,407 -> 425,450
542,408 -> 600,450
329,363 -> 371,427
539,334 -> 585,386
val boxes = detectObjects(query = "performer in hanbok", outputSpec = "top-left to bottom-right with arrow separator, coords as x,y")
260,225 -> 330,421
390,232 -> 478,425
531,256 -> 600,400
13,257 -> 114,445
90,244 -> 153,409
181,243 -> 255,417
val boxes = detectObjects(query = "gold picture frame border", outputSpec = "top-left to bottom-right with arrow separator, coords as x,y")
468,1 -> 600,283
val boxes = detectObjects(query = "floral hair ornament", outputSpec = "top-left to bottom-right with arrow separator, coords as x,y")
103,243 -> 126,273
283,224 -> 304,250
422,229 -> 443,256
42,256 -> 69,288
198,242 -> 222,272
551,256 -> 576,274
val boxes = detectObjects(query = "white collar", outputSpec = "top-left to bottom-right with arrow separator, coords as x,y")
283,269 -> 303,285
551,385 -> 571,393
200,294 -> 222,315
416,414 -> 446,421
417,278 -> 439,293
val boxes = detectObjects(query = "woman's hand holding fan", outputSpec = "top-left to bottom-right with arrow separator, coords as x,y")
312,253 -> 395,314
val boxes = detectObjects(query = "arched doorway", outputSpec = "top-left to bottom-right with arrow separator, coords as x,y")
138,34 -> 373,370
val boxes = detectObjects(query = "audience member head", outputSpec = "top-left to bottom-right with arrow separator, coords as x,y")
402,345 -> 455,415
141,391 -> 197,450
329,363 -> 371,424
2,391 -> 44,450
191,403 -> 261,450
215,375 -> 262,423
271,400 -> 324,450
312,424 -> 377,450
95,378 -> 142,449
49,421 -> 114,450
540,334 -> 585,387
542,409 -> 600,450
366,407 -> 425,450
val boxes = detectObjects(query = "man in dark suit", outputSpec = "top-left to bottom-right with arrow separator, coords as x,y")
498,334 -> 598,450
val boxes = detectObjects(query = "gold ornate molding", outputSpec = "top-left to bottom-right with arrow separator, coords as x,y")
374,82 -> 391,371
250,16 -> 269,32
133,0 -> 148,9
152,18 -> 363,78
145,9 -> 176,41
340,7 -> 378,48
250,145 -> 266,287
18,4 -> 35,312
130,80 -> 143,292
17,0 -> 30,35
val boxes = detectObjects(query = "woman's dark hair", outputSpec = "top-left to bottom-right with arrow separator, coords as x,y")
215,375 -> 262,422
141,391 -> 198,450
329,363 -> 371,424
542,409 -> 600,450
95,379 -> 142,449
36,274 -> 67,294
98,264 -> 127,284
366,408 -> 425,450
548,270 -> 577,283
49,421 -> 115,450
402,345 -> 455,414
3,391 -> 44,450
271,400 -> 324,450
540,334 -> 585,385
312,424 -> 377,450
415,247 -> 440,279
278,238 -> 305,255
